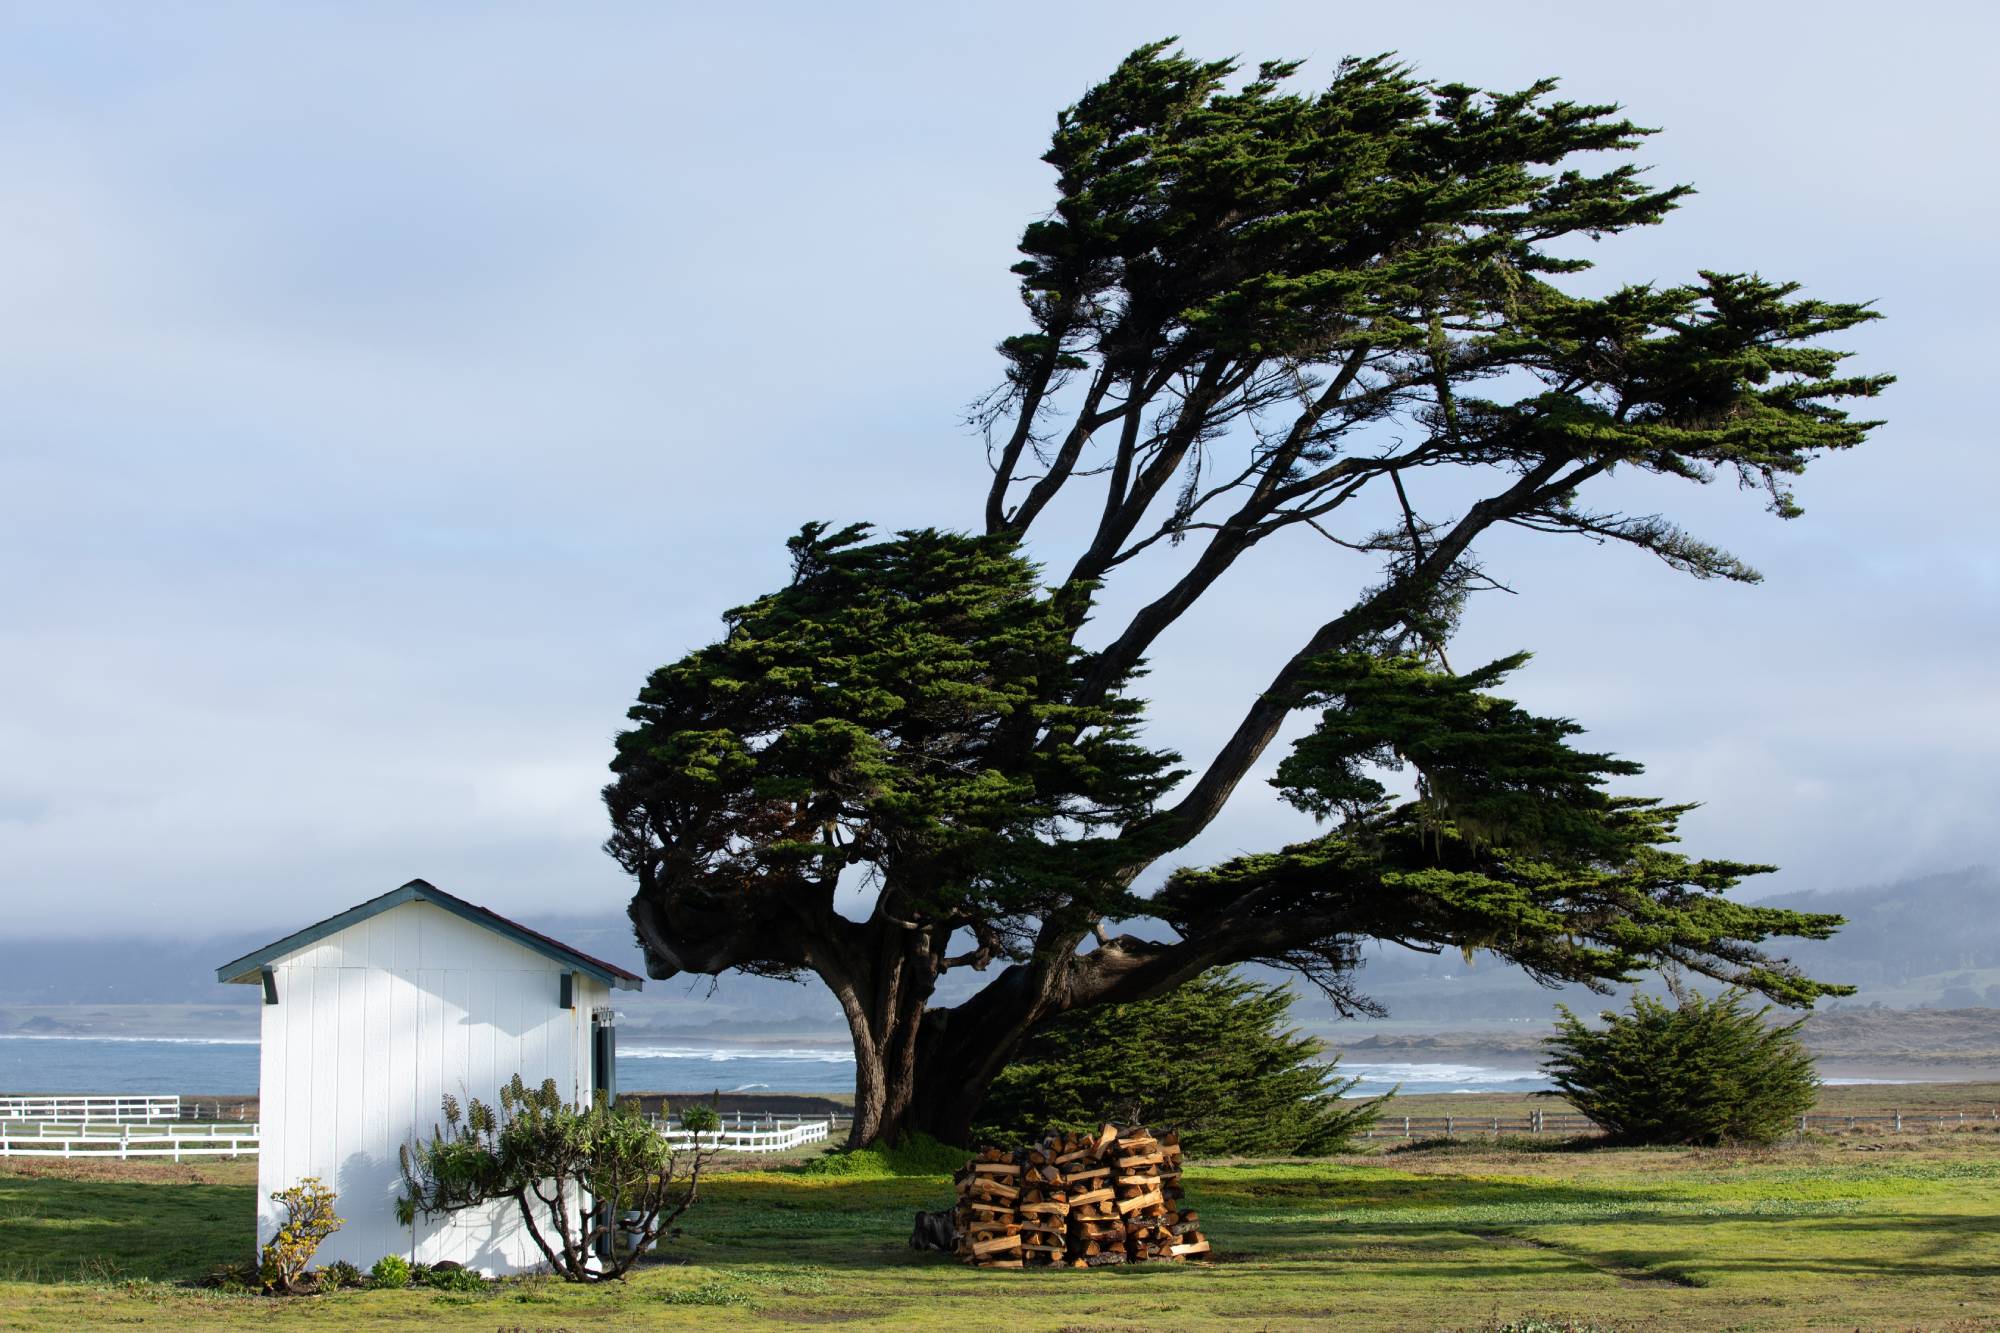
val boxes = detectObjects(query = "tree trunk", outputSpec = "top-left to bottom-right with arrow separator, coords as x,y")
844,928 -> 1268,1148
825,944 -> 1052,1148
901,956 -> 1063,1145
829,950 -> 937,1149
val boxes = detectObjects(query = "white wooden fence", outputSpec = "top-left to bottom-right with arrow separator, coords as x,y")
0,1100 -> 829,1160
1363,1107 -> 2000,1139
0,1094 -> 182,1123
654,1117 -> 832,1154
0,1122 -> 259,1160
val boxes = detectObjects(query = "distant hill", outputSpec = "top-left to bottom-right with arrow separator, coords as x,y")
1754,867 -> 2000,1002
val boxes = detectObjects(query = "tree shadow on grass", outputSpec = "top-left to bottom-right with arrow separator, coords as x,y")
672,1168 -> 1680,1277
1525,1207 -> 2000,1284
0,1174 -> 250,1283
679,1165 -> 2000,1298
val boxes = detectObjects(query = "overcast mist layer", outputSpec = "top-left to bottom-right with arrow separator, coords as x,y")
2,2 -> 1993,938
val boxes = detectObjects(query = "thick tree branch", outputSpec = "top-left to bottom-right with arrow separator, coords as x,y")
1126,455 -> 1574,859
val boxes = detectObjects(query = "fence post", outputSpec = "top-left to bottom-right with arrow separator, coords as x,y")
1445,1116 -> 1453,1138
1894,1109 -> 1901,1133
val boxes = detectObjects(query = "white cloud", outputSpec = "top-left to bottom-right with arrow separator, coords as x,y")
2,1 -> 1994,934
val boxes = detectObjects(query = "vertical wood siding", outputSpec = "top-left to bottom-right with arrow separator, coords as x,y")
255,901 -> 604,1274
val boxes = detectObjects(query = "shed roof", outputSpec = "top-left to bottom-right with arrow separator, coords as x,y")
215,879 -> 644,989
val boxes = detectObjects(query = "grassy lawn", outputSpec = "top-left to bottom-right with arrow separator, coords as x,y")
1,1129 -> 1996,1330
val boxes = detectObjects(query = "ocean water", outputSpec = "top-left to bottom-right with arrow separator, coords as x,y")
1,1035 -> 1556,1099
0,1034 -> 261,1095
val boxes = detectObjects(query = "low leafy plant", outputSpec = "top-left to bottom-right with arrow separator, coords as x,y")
659,1275 -> 755,1307
258,1178 -> 342,1293
368,1253 -> 410,1288
199,1261 -> 259,1292
400,1074 -> 713,1282
320,1259 -> 364,1289
1543,986 -> 1819,1146
423,1264 -> 488,1292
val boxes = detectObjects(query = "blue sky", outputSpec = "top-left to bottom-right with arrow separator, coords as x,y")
2,2 -> 1993,936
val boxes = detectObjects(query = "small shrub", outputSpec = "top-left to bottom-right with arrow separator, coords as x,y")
200,1261 -> 258,1293
974,969 -> 1388,1156
660,1275 -> 755,1307
1542,986 -> 1818,1147
369,1253 -> 411,1288
401,1075 -> 712,1282
408,1262 -> 433,1285
508,1272 -> 560,1304
259,1178 -> 342,1293
423,1263 -> 488,1291
321,1260 -> 364,1289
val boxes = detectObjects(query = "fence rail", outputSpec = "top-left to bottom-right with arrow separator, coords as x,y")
1363,1108 -> 2000,1139
653,1117 -> 832,1154
0,1094 -> 182,1123
0,1124 -> 259,1160
0,1116 -> 836,1161
1365,1112 -> 1594,1138
6,1101 -> 1986,1160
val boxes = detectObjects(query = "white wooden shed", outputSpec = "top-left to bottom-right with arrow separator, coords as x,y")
215,878 -> 642,1275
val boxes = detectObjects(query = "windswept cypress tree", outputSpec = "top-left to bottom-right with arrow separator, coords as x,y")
605,42 -> 1885,1146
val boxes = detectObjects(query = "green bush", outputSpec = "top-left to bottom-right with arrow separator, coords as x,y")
423,1264 -> 487,1291
368,1254 -> 410,1289
320,1259 -> 364,1289
1542,987 -> 1818,1146
659,1276 -> 755,1307
974,969 -> 1387,1156
400,1075 -> 712,1282
258,1178 -> 341,1293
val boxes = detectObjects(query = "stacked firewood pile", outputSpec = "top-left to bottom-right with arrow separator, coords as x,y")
952,1123 -> 1211,1269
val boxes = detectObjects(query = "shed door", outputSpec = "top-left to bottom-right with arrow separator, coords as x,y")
591,1012 -> 616,1103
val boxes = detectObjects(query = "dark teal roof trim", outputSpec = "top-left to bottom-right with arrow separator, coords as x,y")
215,879 -> 643,990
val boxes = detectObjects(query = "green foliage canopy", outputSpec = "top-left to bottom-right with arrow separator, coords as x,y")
605,524 -> 1180,975
1164,652 -> 1850,1009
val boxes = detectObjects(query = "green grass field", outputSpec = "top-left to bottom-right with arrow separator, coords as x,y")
1,1113 -> 1996,1330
